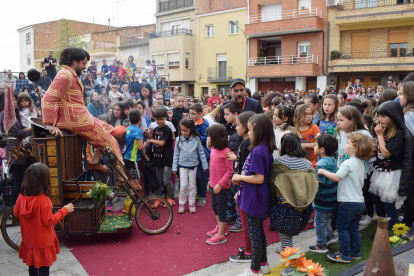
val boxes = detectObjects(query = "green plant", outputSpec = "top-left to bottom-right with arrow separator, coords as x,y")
330,50 -> 341,60
86,181 -> 113,209
301,6 -> 305,9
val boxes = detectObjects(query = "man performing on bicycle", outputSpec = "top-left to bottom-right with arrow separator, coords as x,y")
42,47 -> 122,174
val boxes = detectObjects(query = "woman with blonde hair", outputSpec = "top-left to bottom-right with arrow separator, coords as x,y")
204,104 -> 221,126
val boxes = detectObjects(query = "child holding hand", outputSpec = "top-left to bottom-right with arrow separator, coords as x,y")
14,163 -> 74,276
318,132 -> 372,263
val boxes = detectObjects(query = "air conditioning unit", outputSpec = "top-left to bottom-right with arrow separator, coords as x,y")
326,0 -> 342,6
260,41 -> 267,50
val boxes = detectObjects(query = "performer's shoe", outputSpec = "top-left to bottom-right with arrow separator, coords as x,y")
86,163 -> 108,172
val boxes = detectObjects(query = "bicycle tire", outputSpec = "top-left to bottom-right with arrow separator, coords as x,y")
1,206 -> 21,251
135,195 -> 173,235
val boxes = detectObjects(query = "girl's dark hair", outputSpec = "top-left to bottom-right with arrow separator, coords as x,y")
280,133 -> 306,158
263,92 -> 285,108
378,89 -> 397,106
18,92 -> 38,115
321,94 -> 338,122
275,105 -> 295,129
252,92 -> 262,103
140,83 -> 153,107
237,111 -> 255,135
305,93 -> 319,106
136,100 -> 146,110
21,86 -> 30,92
59,47 -> 90,66
206,124 -> 228,150
362,114 -> 373,131
110,102 -> 127,127
89,92 -> 104,113
177,118 -> 202,147
21,163 -> 51,197
128,55 -> 134,62
339,92 -> 347,101
248,114 -> 276,153
345,101 -> 364,114
19,72 -> 25,79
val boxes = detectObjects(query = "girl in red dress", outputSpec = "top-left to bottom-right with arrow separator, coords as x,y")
14,163 -> 74,276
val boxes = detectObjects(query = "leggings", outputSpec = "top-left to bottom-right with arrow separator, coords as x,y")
362,172 -> 375,217
246,213 -> 267,271
211,189 -> 229,222
240,209 -> 252,253
29,265 -> 50,276
374,195 -> 398,231
279,233 -> 293,250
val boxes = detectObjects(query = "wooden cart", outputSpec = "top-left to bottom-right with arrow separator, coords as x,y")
1,119 -> 173,251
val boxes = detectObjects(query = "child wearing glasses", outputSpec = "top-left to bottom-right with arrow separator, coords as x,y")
294,104 -> 321,163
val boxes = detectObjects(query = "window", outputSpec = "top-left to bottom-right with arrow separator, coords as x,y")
297,42 -> 310,56
27,54 -> 31,65
389,31 -> 408,57
206,25 -> 214,37
351,32 -> 370,58
185,52 -> 190,69
202,87 -> 208,95
230,21 -> 239,35
217,54 -> 227,80
298,0 -> 311,9
153,54 -> 164,70
261,3 -> 282,22
355,0 -> 378,9
168,53 -> 180,69
26,33 -> 31,44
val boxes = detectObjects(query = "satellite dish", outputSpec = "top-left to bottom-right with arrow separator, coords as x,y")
27,68 -> 41,83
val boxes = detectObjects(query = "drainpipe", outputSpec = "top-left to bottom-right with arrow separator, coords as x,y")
196,15 -> 200,97
246,0 -> 250,87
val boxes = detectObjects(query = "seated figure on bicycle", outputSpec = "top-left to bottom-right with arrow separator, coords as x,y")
42,48 -> 124,180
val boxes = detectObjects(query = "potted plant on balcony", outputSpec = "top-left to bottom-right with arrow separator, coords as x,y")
299,6 -> 309,14
300,52 -> 307,58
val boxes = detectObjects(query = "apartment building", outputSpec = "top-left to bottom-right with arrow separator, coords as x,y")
17,19 -> 116,72
195,7 -> 247,97
327,0 -> 414,90
245,0 -> 328,93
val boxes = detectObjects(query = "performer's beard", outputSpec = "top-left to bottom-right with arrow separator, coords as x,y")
74,64 -> 83,76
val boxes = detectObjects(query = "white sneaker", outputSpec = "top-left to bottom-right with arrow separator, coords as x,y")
359,215 -> 376,226
398,216 -> 404,222
261,263 -> 271,274
237,268 -> 263,276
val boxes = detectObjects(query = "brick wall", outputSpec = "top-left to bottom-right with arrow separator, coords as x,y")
197,0 -> 246,14
33,19 -> 116,59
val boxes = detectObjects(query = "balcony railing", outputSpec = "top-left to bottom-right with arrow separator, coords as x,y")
159,0 -> 194,12
248,55 -> 319,66
246,7 -> 322,24
207,67 -> 232,82
341,0 -> 412,11
332,49 -> 414,59
150,28 -> 192,38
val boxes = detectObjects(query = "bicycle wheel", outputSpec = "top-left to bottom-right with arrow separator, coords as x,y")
135,195 -> 173,235
1,206 -> 21,251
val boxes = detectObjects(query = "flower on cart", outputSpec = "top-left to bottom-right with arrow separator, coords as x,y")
280,247 -> 305,267
87,181 -> 113,209
392,223 -> 409,236
298,258 -> 325,276
389,235 -> 400,243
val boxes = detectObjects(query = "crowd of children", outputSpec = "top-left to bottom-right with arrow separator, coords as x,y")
10,72 -> 414,276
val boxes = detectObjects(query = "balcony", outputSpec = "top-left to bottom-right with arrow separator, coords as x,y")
329,49 -> 414,73
247,55 -> 320,77
245,8 -> 324,37
207,67 -> 232,82
336,0 -> 414,30
150,28 -> 192,38
341,0 -> 412,10
159,0 -> 194,13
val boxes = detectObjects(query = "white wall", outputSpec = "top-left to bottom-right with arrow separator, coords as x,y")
119,44 -> 150,68
248,78 -> 257,93
18,27 -> 34,72
317,75 -> 327,95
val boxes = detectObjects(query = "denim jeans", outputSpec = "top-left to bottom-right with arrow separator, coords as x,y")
227,186 -> 238,219
315,210 -> 334,246
336,202 -> 365,260
196,162 -> 208,198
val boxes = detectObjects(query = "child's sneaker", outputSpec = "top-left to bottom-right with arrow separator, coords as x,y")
280,265 -> 297,276
351,252 -> 362,260
197,197 -> 206,207
207,225 -> 228,237
359,215 -> 376,226
206,234 -> 227,245
178,205 -> 185,214
121,206 -> 126,213
327,251 -> 351,263
106,201 -> 114,212
309,244 -> 329,253
229,250 -> 252,263
189,205 -> 196,213
326,235 -> 337,246
237,268 -> 263,276
230,221 -> 243,232
164,198 -> 175,208
261,262 -> 271,274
